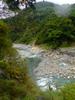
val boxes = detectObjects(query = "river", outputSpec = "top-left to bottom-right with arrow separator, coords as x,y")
13,43 -> 75,91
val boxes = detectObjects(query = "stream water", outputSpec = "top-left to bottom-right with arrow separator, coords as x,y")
13,44 -> 75,91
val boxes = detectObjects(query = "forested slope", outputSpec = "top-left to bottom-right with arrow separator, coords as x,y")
5,2 -> 75,48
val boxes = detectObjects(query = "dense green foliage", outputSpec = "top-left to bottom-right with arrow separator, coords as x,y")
0,20 -> 14,59
61,83 -> 75,100
5,2 -> 75,49
0,20 -> 39,100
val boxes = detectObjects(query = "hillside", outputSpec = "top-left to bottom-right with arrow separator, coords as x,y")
5,2 -> 75,49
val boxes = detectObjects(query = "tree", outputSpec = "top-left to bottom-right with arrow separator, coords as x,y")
0,20 -> 39,100
0,20 -> 12,59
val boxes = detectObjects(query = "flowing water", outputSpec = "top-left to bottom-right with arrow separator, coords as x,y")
13,43 -> 75,91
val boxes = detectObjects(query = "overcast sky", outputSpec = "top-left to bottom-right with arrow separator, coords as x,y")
37,0 -> 75,4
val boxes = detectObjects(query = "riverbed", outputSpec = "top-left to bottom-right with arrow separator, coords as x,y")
13,43 -> 75,90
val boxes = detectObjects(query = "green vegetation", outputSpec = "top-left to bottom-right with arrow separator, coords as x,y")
38,83 -> 75,100
0,20 -> 40,100
5,2 -> 75,49
61,83 -> 75,100
1,1 -> 75,100
1,18 -> 75,100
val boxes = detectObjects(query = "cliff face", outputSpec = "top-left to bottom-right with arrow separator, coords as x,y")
0,0 -> 16,19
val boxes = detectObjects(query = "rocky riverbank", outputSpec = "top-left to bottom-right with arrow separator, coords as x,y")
34,48 -> 75,78
13,44 -> 75,90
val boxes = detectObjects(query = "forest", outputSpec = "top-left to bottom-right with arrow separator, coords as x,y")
5,2 -> 75,48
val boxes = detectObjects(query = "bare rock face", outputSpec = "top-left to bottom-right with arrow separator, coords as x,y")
0,0 -> 16,19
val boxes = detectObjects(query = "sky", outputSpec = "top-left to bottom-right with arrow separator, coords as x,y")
37,0 -> 75,5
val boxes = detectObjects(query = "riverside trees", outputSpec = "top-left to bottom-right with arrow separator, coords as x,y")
0,20 -> 39,100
